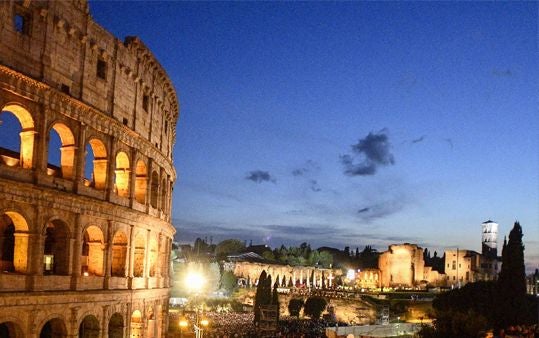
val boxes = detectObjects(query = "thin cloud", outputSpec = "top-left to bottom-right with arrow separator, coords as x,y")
411,135 -> 426,144
341,129 -> 395,176
309,179 -> 321,192
292,160 -> 320,177
491,68 -> 512,77
245,170 -> 276,183
356,200 -> 405,222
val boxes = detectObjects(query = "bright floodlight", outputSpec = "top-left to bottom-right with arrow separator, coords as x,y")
185,271 -> 205,292
179,318 -> 188,328
200,318 -> 209,327
346,269 -> 355,280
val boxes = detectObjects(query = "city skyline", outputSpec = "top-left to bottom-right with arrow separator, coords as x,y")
90,1 -> 539,271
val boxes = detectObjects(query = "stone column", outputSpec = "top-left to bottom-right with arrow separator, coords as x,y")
20,130 -> 37,169
93,159 -> 108,190
144,229 -> 151,288
101,305 -> 110,338
127,225 -> 135,289
73,110 -> 86,192
71,214 -> 82,289
103,220 -> 113,289
106,137 -> 117,200
59,145 -> 77,179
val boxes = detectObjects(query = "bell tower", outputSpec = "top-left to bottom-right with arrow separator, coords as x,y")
481,220 -> 498,258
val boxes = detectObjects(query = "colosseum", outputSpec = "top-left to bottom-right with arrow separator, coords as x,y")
0,0 -> 178,337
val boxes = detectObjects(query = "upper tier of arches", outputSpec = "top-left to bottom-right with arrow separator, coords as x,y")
0,100 -> 174,219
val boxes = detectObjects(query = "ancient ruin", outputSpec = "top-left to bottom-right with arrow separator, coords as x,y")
0,0 -> 178,337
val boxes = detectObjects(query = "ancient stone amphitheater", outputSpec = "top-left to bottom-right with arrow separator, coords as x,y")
0,0 -> 178,337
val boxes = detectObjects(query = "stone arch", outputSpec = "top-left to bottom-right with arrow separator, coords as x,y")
0,103 -> 35,168
42,219 -> 70,275
85,138 -> 108,190
39,317 -> 67,338
78,315 -> 100,338
108,313 -> 124,338
160,177 -> 167,212
47,122 -> 76,179
111,230 -> 128,277
133,233 -> 146,277
130,310 -> 143,338
134,160 -> 147,204
81,225 -> 104,276
115,151 -> 130,197
0,319 -> 24,338
0,211 -> 29,273
150,171 -> 159,208
148,238 -> 158,277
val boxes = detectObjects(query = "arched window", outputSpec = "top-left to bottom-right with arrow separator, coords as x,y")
134,160 -> 147,204
47,123 -> 75,179
133,234 -> 146,277
148,239 -> 158,277
150,171 -> 159,209
0,104 -> 35,169
39,318 -> 66,338
115,152 -> 130,197
111,231 -> 128,277
84,138 -> 108,190
0,211 -> 29,273
81,226 -> 104,276
0,321 -> 24,338
78,315 -> 100,338
43,220 -> 70,275
108,313 -> 124,338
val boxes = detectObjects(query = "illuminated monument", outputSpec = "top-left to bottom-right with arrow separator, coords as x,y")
481,219 -> 498,259
0,0 -> 178,337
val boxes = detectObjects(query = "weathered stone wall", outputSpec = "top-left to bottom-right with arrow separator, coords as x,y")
0,0 -> 179,336
379,244 -> 426,288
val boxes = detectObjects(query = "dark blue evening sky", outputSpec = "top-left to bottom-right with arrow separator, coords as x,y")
89,1 -> 538,271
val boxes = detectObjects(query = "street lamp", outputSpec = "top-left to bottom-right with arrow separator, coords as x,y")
178,316 -> 188,338
194,313 -> 209,338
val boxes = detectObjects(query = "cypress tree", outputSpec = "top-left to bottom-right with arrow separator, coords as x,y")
496,222 -> 527,328
254,270 -> 267,324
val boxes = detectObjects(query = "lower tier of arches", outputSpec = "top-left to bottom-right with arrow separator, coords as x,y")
0,288 -> 169,338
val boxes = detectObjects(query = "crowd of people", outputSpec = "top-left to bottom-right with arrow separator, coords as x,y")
169,311 -> 337,337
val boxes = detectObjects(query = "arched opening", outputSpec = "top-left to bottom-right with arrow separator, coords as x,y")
47,123 -> 75,179
111,231 -> 128,277
150,171 -> 159,209
115,152 -> 130,197
134,160 -> 147,204
160,177 -> 167,212
84,138 -> 108,190
78,315 -> 100,338
133,234 -> 146,278
108,313 -> 124,338
0,211 -> 29,273
81,226 -> 104,276
39,318 -> 67,338
0,321 -> 23,338
0,104 -> 35,168
43,220 -> 70,275
148,239 -> 158,277
130,310 -> 143,338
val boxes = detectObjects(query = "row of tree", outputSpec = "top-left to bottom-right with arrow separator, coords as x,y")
177,237 -> 382,270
